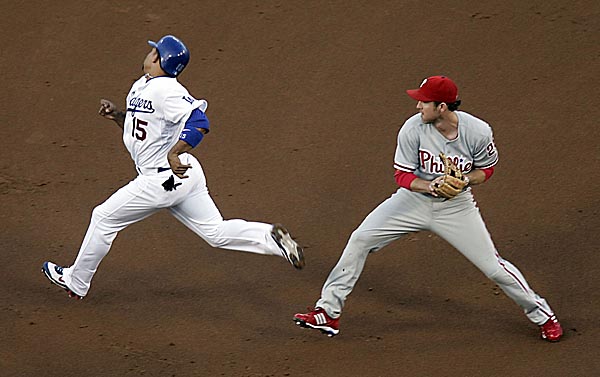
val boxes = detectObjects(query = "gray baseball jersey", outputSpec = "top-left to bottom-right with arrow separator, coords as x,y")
316,110 -> 556,327
394,111 -> 498,181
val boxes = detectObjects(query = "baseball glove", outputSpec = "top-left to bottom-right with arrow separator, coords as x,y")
432,152 -> 469,199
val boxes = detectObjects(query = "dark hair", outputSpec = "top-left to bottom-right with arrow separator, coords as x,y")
435,100 -> 461,111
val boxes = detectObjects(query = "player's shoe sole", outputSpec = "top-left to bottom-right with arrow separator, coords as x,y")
271,224 -> 305,269
41,261 -> 83,300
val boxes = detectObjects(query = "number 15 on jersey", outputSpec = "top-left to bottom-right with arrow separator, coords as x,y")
132,117 -> 148,141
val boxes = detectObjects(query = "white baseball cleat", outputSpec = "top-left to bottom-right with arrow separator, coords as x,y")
41,261 -> 83,300
271,224 -> 305,269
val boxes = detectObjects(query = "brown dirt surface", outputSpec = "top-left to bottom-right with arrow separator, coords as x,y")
2,1 -> 599,376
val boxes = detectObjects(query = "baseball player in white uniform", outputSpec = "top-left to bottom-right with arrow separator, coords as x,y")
42,35 -> 304,300
294,76 -> 563,342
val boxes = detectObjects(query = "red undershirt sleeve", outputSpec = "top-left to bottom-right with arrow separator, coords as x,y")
481,166 -> 495,181
394,170 -> 418,189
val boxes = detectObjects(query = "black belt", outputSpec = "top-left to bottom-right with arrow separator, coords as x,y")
136,166 -> 171,175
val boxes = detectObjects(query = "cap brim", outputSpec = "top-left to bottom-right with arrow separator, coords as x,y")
148,40 -> 158,48
406,89 -> 433,102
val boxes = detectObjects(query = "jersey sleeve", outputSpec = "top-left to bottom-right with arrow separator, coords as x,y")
393,120 -> 420,173
471,124 -> 499,169
179,108 -> 210,148
164,92 -> 208,126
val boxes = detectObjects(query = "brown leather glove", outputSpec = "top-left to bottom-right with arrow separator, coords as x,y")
432,153 -> 469,199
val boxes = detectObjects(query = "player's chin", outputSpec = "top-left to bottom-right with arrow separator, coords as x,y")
421,114 -> 435,123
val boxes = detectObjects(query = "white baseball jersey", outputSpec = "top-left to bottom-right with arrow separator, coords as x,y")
123,75 -> 208,170
393,111 -> 499,181
60,75 -> 287,297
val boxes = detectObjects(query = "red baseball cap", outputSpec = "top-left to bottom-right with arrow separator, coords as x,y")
406,76 -> 459,103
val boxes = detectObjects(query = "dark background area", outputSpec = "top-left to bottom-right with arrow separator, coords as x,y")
2,1 -> 599,376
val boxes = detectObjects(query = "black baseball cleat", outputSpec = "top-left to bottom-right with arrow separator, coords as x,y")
41,261 -> 83,300
271,224 -> 305,269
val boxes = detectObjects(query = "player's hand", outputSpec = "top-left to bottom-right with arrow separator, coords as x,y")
428,176 -> 445,197
167,153 -> 192,179
99,99 -> 118,120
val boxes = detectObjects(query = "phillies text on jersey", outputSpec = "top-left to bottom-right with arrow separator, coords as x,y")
394,111 -> 498,181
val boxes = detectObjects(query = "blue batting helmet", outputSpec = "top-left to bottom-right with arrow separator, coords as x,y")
148,35 -> 190,77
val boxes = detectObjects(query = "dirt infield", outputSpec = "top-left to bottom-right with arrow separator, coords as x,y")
2,1 -> 599,376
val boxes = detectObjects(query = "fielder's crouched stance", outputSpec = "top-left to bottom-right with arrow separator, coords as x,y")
42,35 -> 304,300
294,76 -> 562,342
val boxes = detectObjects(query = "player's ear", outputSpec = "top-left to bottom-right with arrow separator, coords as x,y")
150,48 -> 160,63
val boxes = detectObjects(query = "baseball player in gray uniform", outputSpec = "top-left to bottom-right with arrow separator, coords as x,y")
42,35 -> 304,300
294,76 -> 563,342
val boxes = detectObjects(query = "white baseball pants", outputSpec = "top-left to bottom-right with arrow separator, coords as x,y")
62,153 -> 284,297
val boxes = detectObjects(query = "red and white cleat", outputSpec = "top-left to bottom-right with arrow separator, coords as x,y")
293,307 -> 340,337
540,315 -> 563,342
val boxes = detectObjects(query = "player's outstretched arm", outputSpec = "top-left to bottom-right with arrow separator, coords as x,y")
98,99 -> 125,129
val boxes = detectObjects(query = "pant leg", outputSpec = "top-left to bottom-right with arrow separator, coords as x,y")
317,189 -> 429,318
168,180 -> 282,257
431,192 -> 555,325
62,177 -> 159,296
